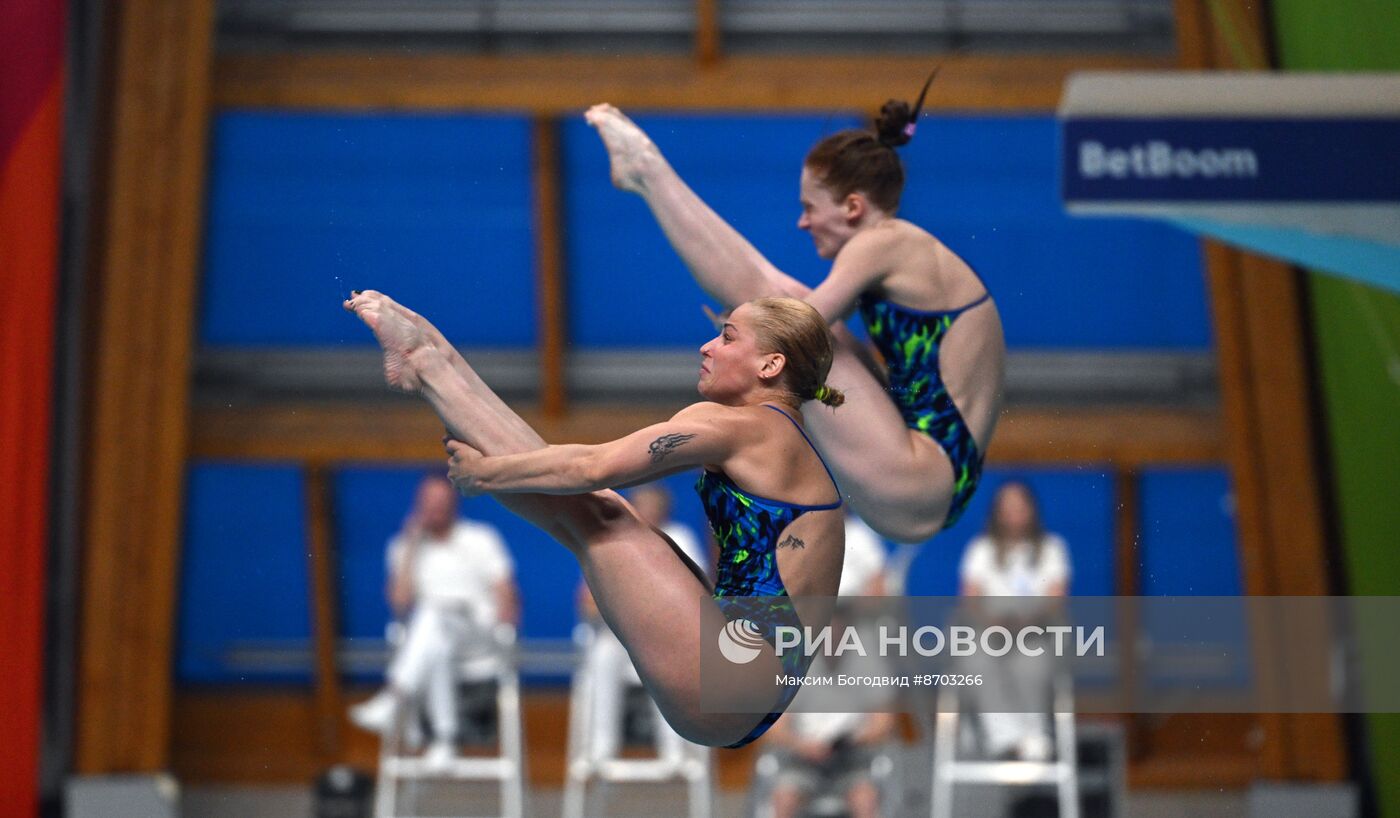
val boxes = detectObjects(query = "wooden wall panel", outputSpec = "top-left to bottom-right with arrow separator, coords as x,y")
1175,0 -> 1347,783
173,691 -> 1258,789
187,404 -> 1221,467
1173,0 -> 1271,70
76,0 -> 216,773
1201,244 -> 1291,778
173,689 -> 760,788
694,0 -> 721,66
213,52 -> 1174,113
1234,254 -> 1332,598
1232,251 -> 1348,781
305,466 -> 345,761
533,117 -> 568,418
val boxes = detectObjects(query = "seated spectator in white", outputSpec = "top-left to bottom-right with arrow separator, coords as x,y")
837,512 -> 887,598
580,484 -> 709,763
350,474 -> 519,767
764,513 -> 895,818
958,480 -> 1070,762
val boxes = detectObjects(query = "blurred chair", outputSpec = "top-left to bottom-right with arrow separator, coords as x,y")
741,516 -> 903,818
563,621 -> 713,818
373,622 -> 526,818
745,738 -> 900,818
930,673 -> 1078,818
65,775 -> 179,818
883,542 -> 922,598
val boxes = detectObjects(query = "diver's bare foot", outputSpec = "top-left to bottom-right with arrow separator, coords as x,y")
359,293 -> 466,383
404,305 -> 457,359
344,290 -> 430,392
585,103 -> 662,194
366,292 -> 456,359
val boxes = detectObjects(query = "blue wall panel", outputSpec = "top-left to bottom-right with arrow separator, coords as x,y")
201,112 -> 536,346
176,463 -> 1239,684
1139,467 -> 1242,595
899,116 -> 1211,349
1137,470 -> 1248,689
177,464 -> 313,683
200,112 -> 1210,350
176,462 -> 720,685
903,468 -> 1117,597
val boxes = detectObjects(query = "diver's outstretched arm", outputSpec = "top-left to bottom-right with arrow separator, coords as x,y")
446,402 -> 738,496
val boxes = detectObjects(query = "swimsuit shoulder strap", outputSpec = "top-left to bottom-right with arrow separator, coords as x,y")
760,404 -> 842,505
948,291 -> 992,318
865,290 -> 991,320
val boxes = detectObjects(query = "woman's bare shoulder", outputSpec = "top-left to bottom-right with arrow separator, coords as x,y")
890,217 -> 940,243
672,401 -> 776,438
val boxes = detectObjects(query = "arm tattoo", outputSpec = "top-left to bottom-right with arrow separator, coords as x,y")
647,432 -> 698,464
777,535 -> 805,550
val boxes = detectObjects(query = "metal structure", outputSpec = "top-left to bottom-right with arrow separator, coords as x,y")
196,347 -> 1219,407
930,674 -> 1080,818
217,0 -> 1176,53
374,624 -> 527,818
562,622 -> 714,818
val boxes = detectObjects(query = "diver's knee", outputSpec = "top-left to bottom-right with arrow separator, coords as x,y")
667,710 -> 755,748
900,517 -> 945,544
872,507 -> 945,544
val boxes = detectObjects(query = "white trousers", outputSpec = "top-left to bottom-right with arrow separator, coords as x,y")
585,626 -> 689,762
964,641 -> 1055,756
389,605 -> 473,744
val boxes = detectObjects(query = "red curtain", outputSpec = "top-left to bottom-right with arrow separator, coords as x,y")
0,0 -> 64,813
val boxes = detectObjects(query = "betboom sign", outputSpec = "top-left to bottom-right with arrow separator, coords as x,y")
1078,140 -> 1258,181
1062,117 -> 1400,204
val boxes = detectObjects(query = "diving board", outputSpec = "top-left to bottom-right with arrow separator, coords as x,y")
1060,73 -> 1400,293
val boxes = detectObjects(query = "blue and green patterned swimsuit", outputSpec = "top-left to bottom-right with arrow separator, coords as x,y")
697,404 -> 841,748
858,291 -> 991,528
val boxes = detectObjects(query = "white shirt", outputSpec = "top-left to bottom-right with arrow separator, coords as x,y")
662,521 -> 707,572
389,519 -> 514,626
958,533 -> 1070,597
785,649 -> 894,743
783,518 -> 889,743
838,516 -> 887,596
787,707 -> 864,745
